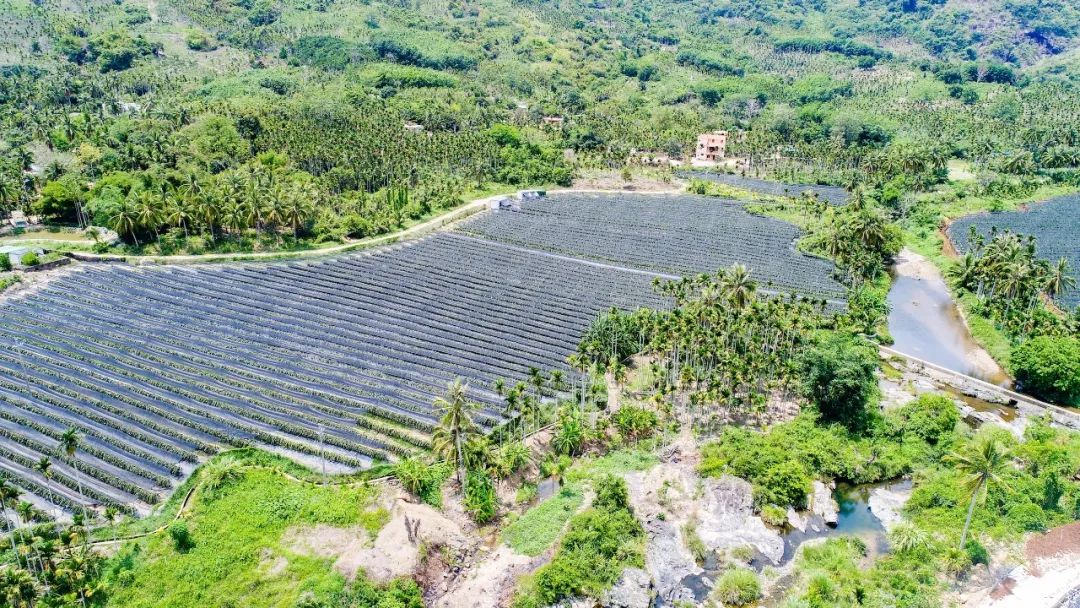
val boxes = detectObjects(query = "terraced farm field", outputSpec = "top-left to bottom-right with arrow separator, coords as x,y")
678,171 -> 850,206
459,192 -> 846,301
948,193 -> 1080,309
0,191 -> 840,517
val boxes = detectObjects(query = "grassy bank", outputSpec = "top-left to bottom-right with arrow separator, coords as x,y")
102,450 -> 392,608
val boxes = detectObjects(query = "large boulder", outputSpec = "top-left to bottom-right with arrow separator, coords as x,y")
602,568 -> 653,608
810,480 -> 838,526
868,482 -> 913,532
696,476 -> 784,564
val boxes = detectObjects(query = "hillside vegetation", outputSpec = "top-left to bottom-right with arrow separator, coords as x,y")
1,0 -> 1079,256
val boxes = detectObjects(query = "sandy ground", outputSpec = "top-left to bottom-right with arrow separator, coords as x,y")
435,544 -> 534,608
0,263 -> 83,303
283,492 -> 467,583
570,172 -> 683,192
957,522 -> 1080,608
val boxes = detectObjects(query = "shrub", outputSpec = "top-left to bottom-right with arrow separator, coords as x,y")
184,30 -> 217,52
964,539 -> 989,566
513,475 -> 643,606
393,458 -> 449,507
893,393 -> 960,445
611,406 -> 658,443
593,474 -> 632,512
711,568 -> 761,606
799,333 -> 879,431
20,252 -> 39,267
1011,336 -> 1080,406
0,255 -> 11,271
681,521 -> 708,565
167,521 -> 194,552
760,504 -> 788,527
463,470 -> 498,524
1008,502 -> 1047,532
753,460 -> 811,509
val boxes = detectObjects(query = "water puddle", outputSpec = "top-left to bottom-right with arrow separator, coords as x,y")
657,479 -> 907,606
887,250 -> 1010,386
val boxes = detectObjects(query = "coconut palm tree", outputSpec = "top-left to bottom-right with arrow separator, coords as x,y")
723,263 -> 756,309
58,429 -> 89,530
949,438 -> 1012,550
34,457 -> 56,519
109,195 -> 142,245
431,380 -> 478,486
1045,257 -> 1076,300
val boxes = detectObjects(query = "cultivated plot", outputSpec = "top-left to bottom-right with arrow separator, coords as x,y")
457,192 -> 845,300
678,171 -> 850,206
0,191 -> 842,516
948,193 -> 1080,309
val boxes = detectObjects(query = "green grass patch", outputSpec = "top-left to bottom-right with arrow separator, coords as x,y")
956,293 -> 1014,371
96,448 -> 393,540
564,449 -> 659,483
0,274 -> 19,293
503,485 -> 584,556
104,458 -> 388,608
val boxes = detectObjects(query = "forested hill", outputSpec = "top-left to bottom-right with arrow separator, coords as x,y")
1,0 -> 1079,247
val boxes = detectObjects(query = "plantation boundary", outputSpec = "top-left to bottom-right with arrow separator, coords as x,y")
63,188 -> 685,266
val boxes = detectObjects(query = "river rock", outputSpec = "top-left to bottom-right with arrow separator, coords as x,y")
642,518 -> 700,602
810,480 -> 838,526
696,476 -> 784,564
867,483 -> 912,532
787,507 -> 809,532
602,568 -> 652,608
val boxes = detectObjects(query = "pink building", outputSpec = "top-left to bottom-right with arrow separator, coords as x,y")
695,131 -> 728,162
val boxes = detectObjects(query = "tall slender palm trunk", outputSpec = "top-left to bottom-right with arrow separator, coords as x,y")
959,482 -> 980,549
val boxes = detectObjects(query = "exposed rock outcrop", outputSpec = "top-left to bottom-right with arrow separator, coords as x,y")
696,475 -> 784,564
810,480 -> 839,527
602,568 -> 653,608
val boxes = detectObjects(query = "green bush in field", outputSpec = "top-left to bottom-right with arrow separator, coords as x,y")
799,333 -> 879,432
513,475 -> 643,607
891,393 -> 961,445
168,521 -> 194,553
464,470 -> 498,524
711,568 -> 761,606
1011,336 -> 1080,406
19,251 -> 39,266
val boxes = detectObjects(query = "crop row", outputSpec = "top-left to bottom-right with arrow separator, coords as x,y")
457,192 -> 846,299
0,232 -> 666,516
677,171 -> 850,206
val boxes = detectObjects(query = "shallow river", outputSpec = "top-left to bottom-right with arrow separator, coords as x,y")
886,249 -> 1010,386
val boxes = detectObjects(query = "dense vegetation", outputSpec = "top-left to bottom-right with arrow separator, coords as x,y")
2,0 -> 1079,256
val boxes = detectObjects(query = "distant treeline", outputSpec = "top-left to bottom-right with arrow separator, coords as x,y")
285,35 -> 477,72
775,37 -> 892,61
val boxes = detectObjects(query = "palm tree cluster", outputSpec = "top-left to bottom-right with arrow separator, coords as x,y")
1,476 -> 106,608
101,160 -> 320,246
584,264 -> 825,433
948,227 -> 1077,336
494,367 -> 567,443
818,190 -> 903,286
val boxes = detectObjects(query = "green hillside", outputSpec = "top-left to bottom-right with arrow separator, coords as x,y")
0,0 -> 1078,251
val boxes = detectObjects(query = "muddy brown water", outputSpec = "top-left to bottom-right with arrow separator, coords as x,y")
887,269 -> 1011,387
